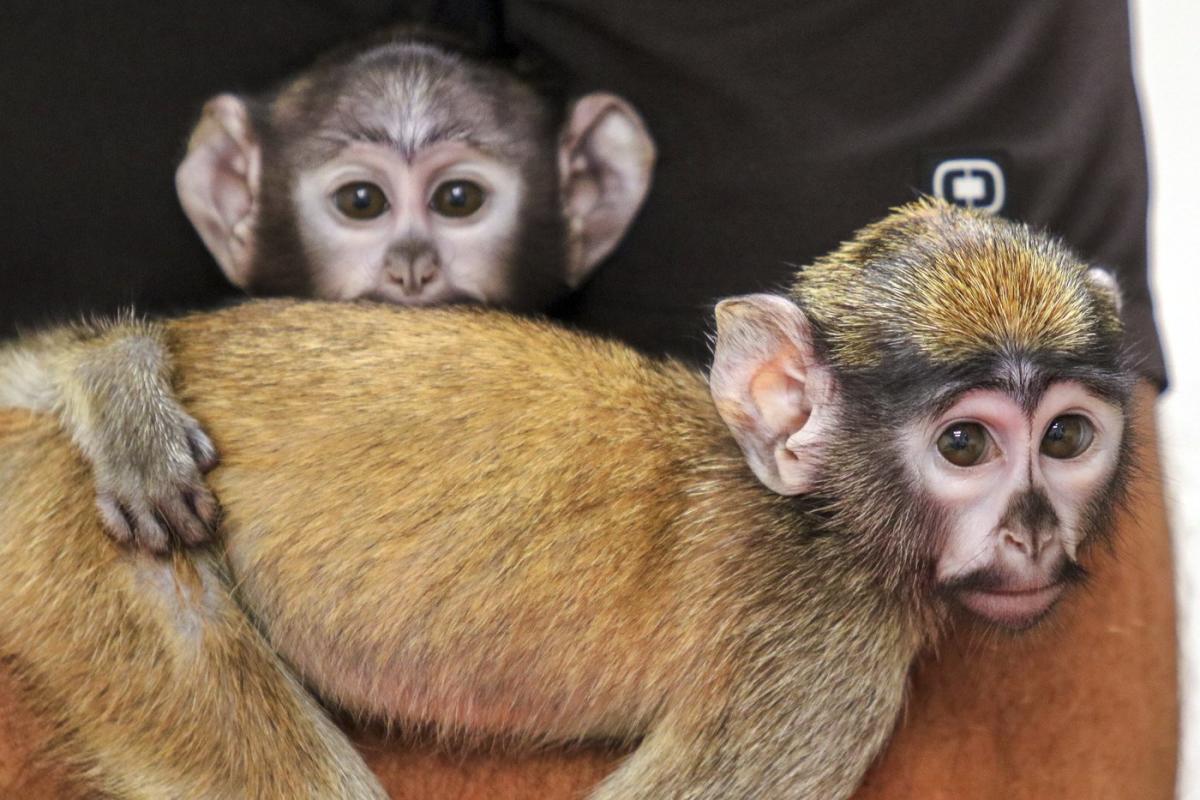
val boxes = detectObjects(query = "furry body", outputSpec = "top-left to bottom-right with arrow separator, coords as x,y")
0,201 -> 1130,798
0,301 -> 918,798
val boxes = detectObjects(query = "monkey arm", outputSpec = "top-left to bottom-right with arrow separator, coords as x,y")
0,318 -> 219,551
586,564 -> 918,800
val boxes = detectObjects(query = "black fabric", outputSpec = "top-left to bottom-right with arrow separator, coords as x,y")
0,1 -> 1165,386
427,0 -> 509,55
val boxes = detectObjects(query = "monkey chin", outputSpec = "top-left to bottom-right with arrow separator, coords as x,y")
953,583 -> 1067,631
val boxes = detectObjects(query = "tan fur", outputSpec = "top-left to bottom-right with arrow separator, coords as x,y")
795,198 -> 1123,366
0,300 -> 921,799
172,302 -> 921,797
0,410 -> 385,799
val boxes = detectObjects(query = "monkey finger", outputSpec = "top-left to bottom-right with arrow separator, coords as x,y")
156,493 -> 212,548
124,500 -> 172,555
95,495 -> 136,546
187,485 -> 222,531
185,421 -> 220,473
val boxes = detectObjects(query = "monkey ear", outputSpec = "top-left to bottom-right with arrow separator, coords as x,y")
710,294 -> 834,496
559,93 -> 656,288
175,94 -> 261,290
1086,266 -> 1124,315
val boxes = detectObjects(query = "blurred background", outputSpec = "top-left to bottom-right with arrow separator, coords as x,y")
1131,0 -> 1200,796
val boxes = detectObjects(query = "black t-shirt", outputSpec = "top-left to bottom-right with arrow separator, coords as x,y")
0,0 -> 1165,385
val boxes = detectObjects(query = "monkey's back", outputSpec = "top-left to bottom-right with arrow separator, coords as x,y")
166,300 -> 770,742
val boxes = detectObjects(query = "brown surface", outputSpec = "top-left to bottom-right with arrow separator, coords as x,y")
0,384 -> 1177,798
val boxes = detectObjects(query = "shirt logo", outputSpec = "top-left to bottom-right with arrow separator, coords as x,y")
932,158 -> 1006,214
918,151 -> 1011,216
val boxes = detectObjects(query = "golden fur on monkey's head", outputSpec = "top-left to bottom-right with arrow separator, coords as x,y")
791,198 -> 1124,371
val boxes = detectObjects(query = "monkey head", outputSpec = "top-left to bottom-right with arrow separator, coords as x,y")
711,199 -> 1131,630
175,30 -> 655,310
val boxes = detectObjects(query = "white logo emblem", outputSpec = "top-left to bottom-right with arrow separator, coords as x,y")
932,158 -> 1006,214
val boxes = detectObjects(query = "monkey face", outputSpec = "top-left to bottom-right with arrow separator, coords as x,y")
175,36 -> 655,311
906,380 -> 1126,629
293,140 -> 525,306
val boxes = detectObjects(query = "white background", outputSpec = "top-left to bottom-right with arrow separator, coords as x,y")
1131,0 -> 1200,796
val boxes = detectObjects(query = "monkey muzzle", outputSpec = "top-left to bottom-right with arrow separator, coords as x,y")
955,582 -> 1065,630
944,557 -> 1086,631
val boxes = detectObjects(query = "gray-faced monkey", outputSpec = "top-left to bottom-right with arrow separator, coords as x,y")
1,27 -> 656,551
176,27 -> 655,308
0,200 -> 1132,798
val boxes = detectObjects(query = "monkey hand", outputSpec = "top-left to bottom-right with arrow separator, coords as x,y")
89,402 -> 221,554
0,317 -> 223,553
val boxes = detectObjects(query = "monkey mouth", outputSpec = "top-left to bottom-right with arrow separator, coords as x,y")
955,582 -> 1066,630
366,286 -> 476,306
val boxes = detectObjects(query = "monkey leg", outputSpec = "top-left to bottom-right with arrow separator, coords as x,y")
585,683 -> 903,800
0,410 -> 385,800
586,598 -> 914,800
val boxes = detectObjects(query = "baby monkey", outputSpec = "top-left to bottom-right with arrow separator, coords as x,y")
178,27 -> 655,309
3,28 -> 655,551
0,201 -> 1132,798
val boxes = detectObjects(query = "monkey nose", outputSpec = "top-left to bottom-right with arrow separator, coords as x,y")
999,527 -> 1048,561
386,257 -> 439,295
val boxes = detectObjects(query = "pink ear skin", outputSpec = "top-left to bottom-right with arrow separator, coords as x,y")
558,93 -> 656,288
710,294 -> 835,496
175,94 -> 262,289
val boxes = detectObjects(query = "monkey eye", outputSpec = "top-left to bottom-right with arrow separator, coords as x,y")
1041,414 -> 1094,459
430,180 -> 486,218
936,422 -> 992,467
333,182 -> 390,220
